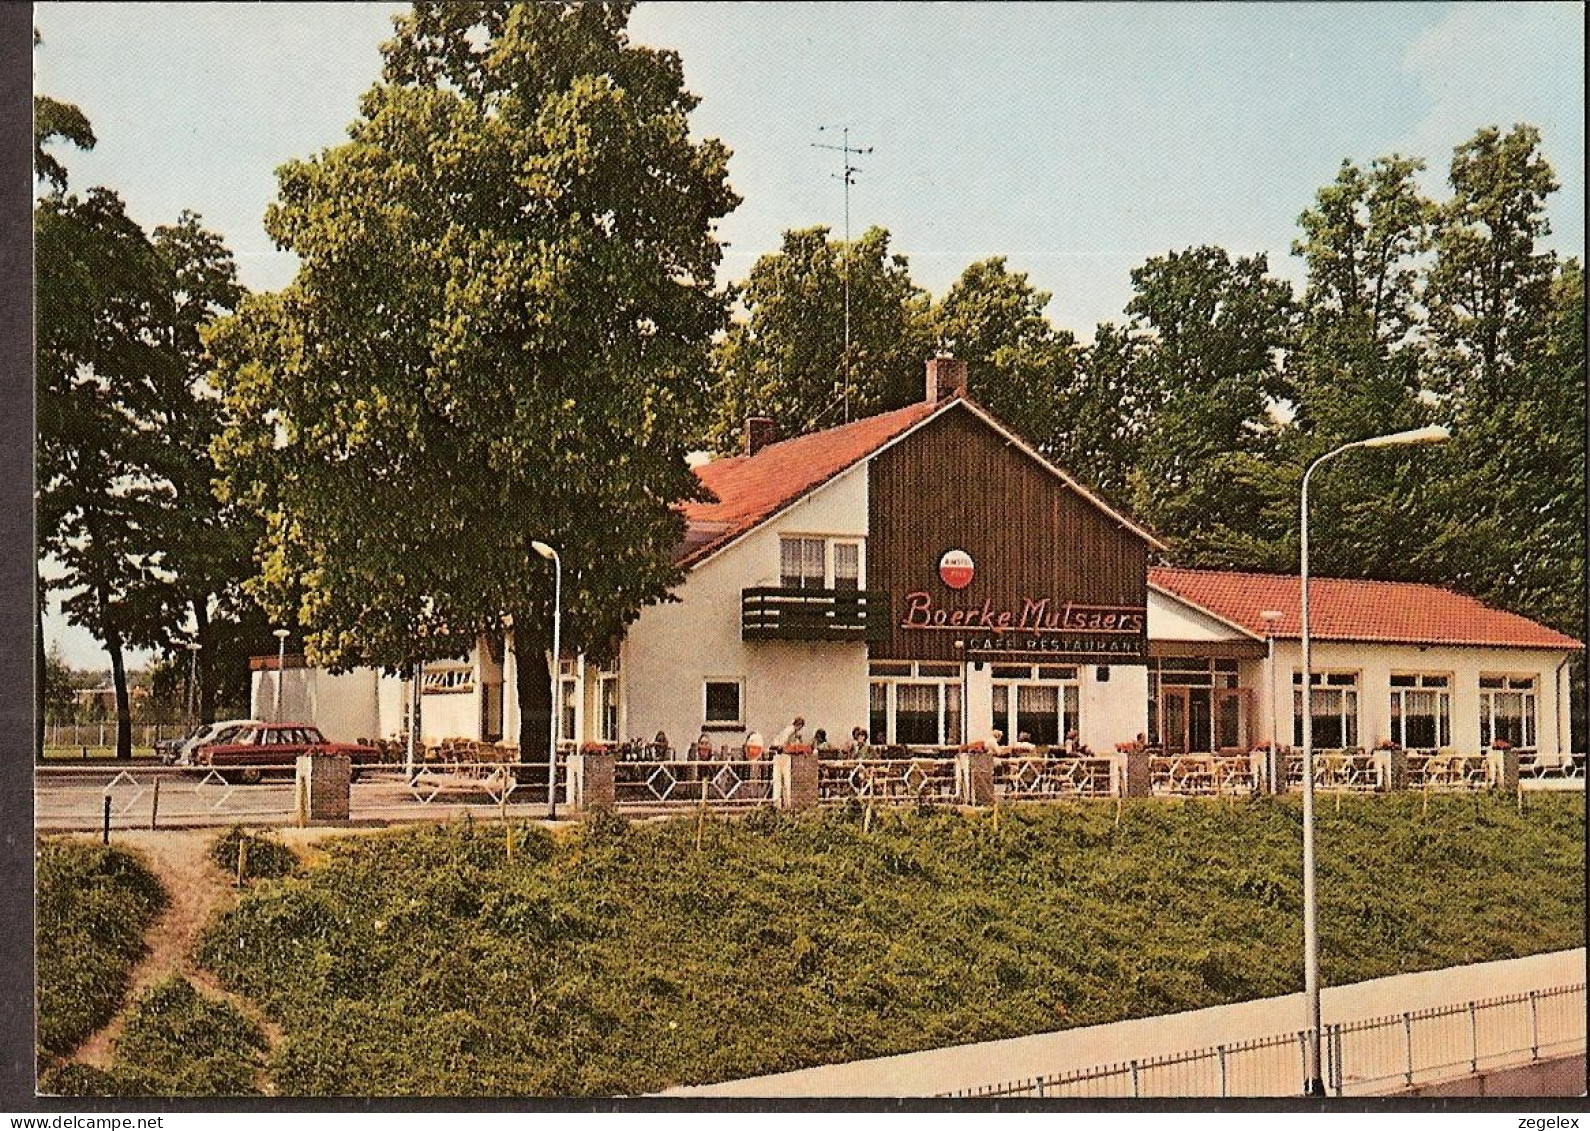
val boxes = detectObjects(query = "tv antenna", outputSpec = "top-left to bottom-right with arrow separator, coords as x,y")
814,125 -> 872,423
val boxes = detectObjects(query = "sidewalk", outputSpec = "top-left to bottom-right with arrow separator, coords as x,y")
663,948 -> 1586,1097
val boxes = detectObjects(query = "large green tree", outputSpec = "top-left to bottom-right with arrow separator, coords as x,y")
926,257 -> 1078,449
1114,246 -> 1296,562
36,186 -> 181,759
1418,126 -> 1578,636
1286,154 -> 1440,581
209,0 -> 739,762
703,225 -> 932,450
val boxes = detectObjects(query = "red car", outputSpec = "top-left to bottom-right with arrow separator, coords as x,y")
192,722 -> 382,782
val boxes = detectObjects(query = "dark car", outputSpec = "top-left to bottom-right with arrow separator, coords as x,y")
191,722 -> 382,782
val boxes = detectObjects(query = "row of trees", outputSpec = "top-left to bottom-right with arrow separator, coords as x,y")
37,2 -> 1582,763
35,57 -> 271,757
702,125 -> 1583,645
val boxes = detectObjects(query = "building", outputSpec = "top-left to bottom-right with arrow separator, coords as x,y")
253,358 -> 1582,763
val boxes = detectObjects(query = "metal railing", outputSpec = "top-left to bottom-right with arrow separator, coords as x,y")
817,756 -> 959,805
1152,754 -> 1261,796
944,982 -> 1585,1098
613,758 -> 770,807
996,755 -> 1117,799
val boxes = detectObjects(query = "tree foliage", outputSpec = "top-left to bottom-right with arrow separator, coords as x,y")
926,257 -> 1078,448
704,225 -> 930,449
209,0 -> 739,759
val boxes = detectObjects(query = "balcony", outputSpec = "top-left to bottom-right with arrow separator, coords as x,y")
741,587 -> 891,642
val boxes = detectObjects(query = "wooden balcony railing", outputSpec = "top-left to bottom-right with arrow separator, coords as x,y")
741,586 -> 891,642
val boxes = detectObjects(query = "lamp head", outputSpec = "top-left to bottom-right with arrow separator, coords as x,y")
1360,425 -> 1450,449
531,541 -> 557,561
1260,610 -> 1283,623
272,628 -> 290,640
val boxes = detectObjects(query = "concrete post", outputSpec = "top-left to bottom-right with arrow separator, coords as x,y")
566,751 -> 615,812
773,750 -> 819,810
1124,749 -> 1151,798
295,753 -> 350,824
956,747 -> 995,806
1388,748 -> 1409,792
1498,748 -> 1519,792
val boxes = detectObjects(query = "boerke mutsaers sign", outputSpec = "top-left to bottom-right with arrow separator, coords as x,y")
900,590 -> 1146,659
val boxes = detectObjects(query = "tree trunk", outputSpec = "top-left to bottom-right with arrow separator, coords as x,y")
194,599 -> 214,724
514,634 -> 553,774
105,617 -> 132,761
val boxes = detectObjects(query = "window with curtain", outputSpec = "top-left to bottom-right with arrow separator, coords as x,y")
833,542 -> 860,591
1292,672 -> 1359,749
780,537 -> 826,588
895,683 -> 941,745
1479,675 -> 1537,749
1389,674 -> 1450,748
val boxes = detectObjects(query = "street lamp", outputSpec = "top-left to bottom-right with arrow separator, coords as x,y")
272,628 -> 291,722
532,541 -> 562,819
1299,424 -> 1448,1095
185,640 -> 202,728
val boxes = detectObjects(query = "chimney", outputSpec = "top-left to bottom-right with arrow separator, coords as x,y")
744,415 -> 778,456
926,356 -> 968,402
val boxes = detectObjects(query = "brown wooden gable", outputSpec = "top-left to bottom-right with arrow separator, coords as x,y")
867,403 -> 1151,663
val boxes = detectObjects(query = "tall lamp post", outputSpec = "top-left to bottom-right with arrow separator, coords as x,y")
1299,424 -> 1448,1095
271,628 -> 290,722
185,640 -> 203,729
531,541 -> 562,819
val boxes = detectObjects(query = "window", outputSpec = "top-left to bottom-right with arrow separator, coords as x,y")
1293,672 -> 1359,749
1389,674 -> 1450,749
869,662 -> 961,746
779,536 -> 865,589
598,672 -> 620,743
703,679 -> 744,728
833,542 -> 861,591
422,664 -> 475,694
780,537 -> 826,588
993,672 -> 1080,748
1480,675 -> 1537,749
559,675 -> 578,744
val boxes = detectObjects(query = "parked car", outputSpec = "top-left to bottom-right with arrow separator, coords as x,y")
190,722 -> 382,782
158,718 -> 262,765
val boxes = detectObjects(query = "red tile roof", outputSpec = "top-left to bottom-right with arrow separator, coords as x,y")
1150,567 -> 1582,650
678,399 -> 944,565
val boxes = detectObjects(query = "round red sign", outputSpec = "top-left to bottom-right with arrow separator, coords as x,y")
939,549 -> 974,590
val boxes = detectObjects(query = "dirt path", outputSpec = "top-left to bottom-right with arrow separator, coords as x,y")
71,829 -> 284,1083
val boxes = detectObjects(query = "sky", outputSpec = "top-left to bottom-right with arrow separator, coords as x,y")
33,1 -> 1586,668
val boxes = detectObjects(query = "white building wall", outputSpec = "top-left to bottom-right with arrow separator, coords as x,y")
1080,664 -> 1148,752
1265,640 -> 1573,757
622,462 -> 871,750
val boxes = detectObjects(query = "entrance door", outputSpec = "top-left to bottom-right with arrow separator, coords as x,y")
1161,687 -> 1215,753
1187,688 -> 1213,753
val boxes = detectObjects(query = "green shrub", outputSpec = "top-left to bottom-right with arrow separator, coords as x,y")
211,828 -> 299,881
39,978 -> 266,1097
36,840 -> 166,1059
197,794 -> 1584,1097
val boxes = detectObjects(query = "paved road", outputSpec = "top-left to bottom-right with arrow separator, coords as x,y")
663,949 -> 1587,1098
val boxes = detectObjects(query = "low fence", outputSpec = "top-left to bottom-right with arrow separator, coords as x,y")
817,757 -> 959,806
944,983 -> 1586,1098
997,755 -> 1116,799
613,759 -> 769,807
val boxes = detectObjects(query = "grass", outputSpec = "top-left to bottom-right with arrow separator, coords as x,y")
195,792 -> 1583,1097
39,977 -> 267,1097
211,827 -> 301,882
35,839 -> 167,1062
